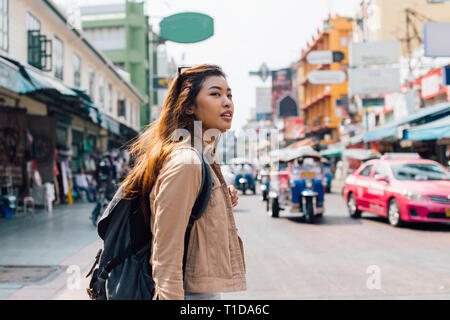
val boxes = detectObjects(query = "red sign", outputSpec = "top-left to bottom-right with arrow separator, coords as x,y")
283,118 -> 305,140
420,68 -> 446,100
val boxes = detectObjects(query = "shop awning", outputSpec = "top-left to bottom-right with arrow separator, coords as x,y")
320,147 -> 344,158
0,57 -> 35,94
364,102 -> 450,142
364,123 -> 399,142
404,115 -> 450,141
24,66 -> 78,97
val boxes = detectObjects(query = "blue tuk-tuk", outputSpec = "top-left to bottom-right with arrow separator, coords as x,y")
269,146 -> 325,223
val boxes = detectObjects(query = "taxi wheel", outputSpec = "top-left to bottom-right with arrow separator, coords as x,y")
347,193 -> 361,218
388,198 -> 403,227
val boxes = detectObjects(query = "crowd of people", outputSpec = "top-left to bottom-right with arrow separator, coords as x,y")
72,152 -> 130,203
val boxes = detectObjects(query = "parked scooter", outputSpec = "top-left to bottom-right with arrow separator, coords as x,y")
90,175 -> 116,227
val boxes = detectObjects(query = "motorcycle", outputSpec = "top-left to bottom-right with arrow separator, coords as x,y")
90,176 -> 116,227
234,166 -> 256,195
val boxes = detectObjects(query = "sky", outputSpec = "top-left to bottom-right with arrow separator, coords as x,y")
73,0 -> 361,131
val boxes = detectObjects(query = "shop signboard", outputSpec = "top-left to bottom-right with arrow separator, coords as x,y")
349,40 -> 400,67
153,77 -> 171,89
442,65 -> 450,86
272,68 -> 293,118
424,22 -> 450,57
420,68 -> 446,99
362,97 -> 384,108
348,68 -> 400,95
307,70 -> 346,84
283,118 -> 305,140
306,50 -> 345,65
160,12 -> 214,43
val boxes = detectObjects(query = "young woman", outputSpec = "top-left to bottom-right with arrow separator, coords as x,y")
120,64 -> 246,300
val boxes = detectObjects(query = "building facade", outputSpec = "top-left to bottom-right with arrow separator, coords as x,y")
80,1 -> 153,130
299,14 -> 353,146
0,0 -> 144,208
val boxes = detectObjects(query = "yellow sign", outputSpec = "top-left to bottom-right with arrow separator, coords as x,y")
301,172 -> 316,179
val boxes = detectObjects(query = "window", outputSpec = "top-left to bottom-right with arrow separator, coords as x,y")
0,0 -> 9,52
98,74 -> 104,109
88,65 -> 95,102
390,163 -> 450,181
108,83 -> 113,113
27,12 -> 41,31
360,165 -> 373,177
374,164 -> 388,177
53,36 -> 64,80
27,12 -> 51,71
72,53 -> 81,88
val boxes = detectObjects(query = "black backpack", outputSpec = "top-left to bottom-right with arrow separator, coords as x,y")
86,149 -> 212,300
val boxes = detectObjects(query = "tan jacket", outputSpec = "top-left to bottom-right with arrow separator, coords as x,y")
149,145 -> 246,300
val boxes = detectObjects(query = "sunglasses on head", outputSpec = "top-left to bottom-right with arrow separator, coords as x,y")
178,65 -> 191,75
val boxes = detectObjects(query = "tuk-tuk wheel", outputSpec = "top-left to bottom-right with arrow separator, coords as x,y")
304,201 -> 315,224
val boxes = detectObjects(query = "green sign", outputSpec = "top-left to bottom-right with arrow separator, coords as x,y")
160,12 -> 214,44
362,97 -> 384,107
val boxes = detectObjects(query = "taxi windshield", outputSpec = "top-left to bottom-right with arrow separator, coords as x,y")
390,163 -> 450,181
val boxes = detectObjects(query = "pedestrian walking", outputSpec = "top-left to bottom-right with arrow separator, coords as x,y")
119,64 -> 246,300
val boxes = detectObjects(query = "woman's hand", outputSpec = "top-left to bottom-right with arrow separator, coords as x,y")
227,185 -> 239,207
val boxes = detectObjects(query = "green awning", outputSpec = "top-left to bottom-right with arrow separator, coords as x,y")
320,147 -> 344,158
24,66 -> 78,97
0,57 -> 35,94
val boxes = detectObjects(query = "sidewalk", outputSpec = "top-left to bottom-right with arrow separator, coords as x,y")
0,201 -> 101,300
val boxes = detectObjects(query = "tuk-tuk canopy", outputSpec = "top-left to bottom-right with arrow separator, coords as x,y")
342,148 -> 381,161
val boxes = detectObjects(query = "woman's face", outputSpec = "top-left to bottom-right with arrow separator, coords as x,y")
189,75 -> 234,133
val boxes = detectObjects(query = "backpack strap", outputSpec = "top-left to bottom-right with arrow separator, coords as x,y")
93,147 -> 212,283
182,148 -> 212,277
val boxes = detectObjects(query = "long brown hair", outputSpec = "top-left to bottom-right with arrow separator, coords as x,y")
120,64 -> 226,224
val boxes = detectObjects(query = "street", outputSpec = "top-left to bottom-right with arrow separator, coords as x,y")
1,190 -> 450,300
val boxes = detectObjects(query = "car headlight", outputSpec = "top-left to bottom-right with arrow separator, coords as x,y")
402,190 -> 427,201
305,179 -> 313,190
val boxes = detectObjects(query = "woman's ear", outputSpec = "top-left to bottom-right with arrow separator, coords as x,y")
186,105 -> 195,115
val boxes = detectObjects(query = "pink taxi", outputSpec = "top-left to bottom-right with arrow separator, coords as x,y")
344,153 -> 450,227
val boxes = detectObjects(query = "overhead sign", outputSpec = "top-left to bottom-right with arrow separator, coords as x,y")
349,40 -> 400,67
249,63 -> 271,82
307,70 -> 346,84
153,77 -> 171,89
424,22 -> 450,57
348,68 -> 400,95
255,87 -> 272,114
160,12 -> 214,44
306,50 -> 345,65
